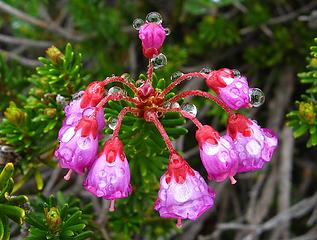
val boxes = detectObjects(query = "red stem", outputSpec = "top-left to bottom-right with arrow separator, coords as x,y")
147,112 -> 175,153
96,94 -> 139,110
159,72 -> 206,98
167,90 -> 234,116
113,107 -> 139,137
156,107 -> 203,129
147,60 -> 153,82
102,76 -> 138,94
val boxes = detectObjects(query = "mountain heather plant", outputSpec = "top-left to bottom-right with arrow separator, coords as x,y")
55,12 -> 278,227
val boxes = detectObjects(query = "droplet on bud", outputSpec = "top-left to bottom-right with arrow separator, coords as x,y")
108,117 -> 118,130
132,18 -> 144,30
232,69 -> 241,78
200,67 -> 212,74
249,88 -> 265,107
108,86 -> 123,96
164,28 -> 171,35
171,102 -> 180,109
171,71 -> 183,81
163,102 -> 171,109
151,53 -> 167,69
146,12 -> 162,24
135,80 -> 145,87
181,103 -> 198,117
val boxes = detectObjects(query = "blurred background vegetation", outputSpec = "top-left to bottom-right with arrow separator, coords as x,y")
0,0 -> 317,239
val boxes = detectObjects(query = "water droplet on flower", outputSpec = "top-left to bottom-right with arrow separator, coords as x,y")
202,142 -> 219,155
164,28 -> 171,35
72,91 -> 84,100
61,127 -> 76,143
171,71 -> 183,81
246,139 -> 262,156
108,117 -> 118,130
219,151 -> 229,163
132,18 -> 144,30
233,69 -> 241,78
249,88 -> 265,107
163,102 -> 171,109
107,173 -> 117,184
96,190 -> 104,197
60,147 -> 73,162
151,53 -> 167,69
77,137 -> 92,149
200,67 -> 212,74
99,180 -> 106,188
174,183 -> 192,202
135,80 -> 144,87
181,103 -> 197,117
82,107 -> 94,117
146,12 -> 162,24
108,86 -> 123,96
171,102 -> 180,109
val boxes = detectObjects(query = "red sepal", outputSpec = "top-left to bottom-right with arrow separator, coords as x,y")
165,153 -> 194,184
101,137 -> 125,163
80,81 -> 104,108
227,114 -> 253,140
143,47 -> 160,59
75,117 -> 98,139
195,125 -> 220,146
206,68 -> 233,94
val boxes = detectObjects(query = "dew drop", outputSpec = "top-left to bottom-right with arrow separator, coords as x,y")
60,147 -> 73,162
108,86 -> 123,96
171,102 -> 180,109
164,27 -> 171,35
181,103 -> 197,117
135,80 -> 144,87
132,18 -> 144,30
77,137 -> 92,150
174,183 -> 192,203
151,53 -> 167,69
200,67 -> 212,74
61,127 -> 76,143
249,88 -> 265,107
246,140 -> 262,156
108,117 -> 118,130
202,142 -> 219,155
146,12 -> 162,24
163,102 -> 171,109
233,69 -> 241,78
99,180 -> 106,188
82,107 -> 94,117
170,71 -> 183,81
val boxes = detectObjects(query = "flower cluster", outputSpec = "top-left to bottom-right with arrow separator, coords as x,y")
55,12 -> 278,227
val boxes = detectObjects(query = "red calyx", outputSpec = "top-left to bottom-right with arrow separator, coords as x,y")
227,114 -> 253,140
75,117 -> 98,139
138,81 -> 155,99
101,137 -> 125,163
205,68 -> 233,94
143,47 -> 160,59
165,153 -> 194,184
80,81 -> 104,108
195,125 -> 220,146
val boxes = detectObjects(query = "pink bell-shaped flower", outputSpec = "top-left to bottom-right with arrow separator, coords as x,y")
154,153 -> 216,228
83,137 -> 132,209
205,68 -> 250,110
227,114 -> 278,172
196,125 -> 238,184
61,82 -> 105,131
139,22 -> 166,59
55,116 -> 99,176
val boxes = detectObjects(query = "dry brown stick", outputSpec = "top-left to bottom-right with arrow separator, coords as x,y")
0,1 -> 89,41
272,126 -> 294,239
0,34 -> 51,47
0,48 -> 40,67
